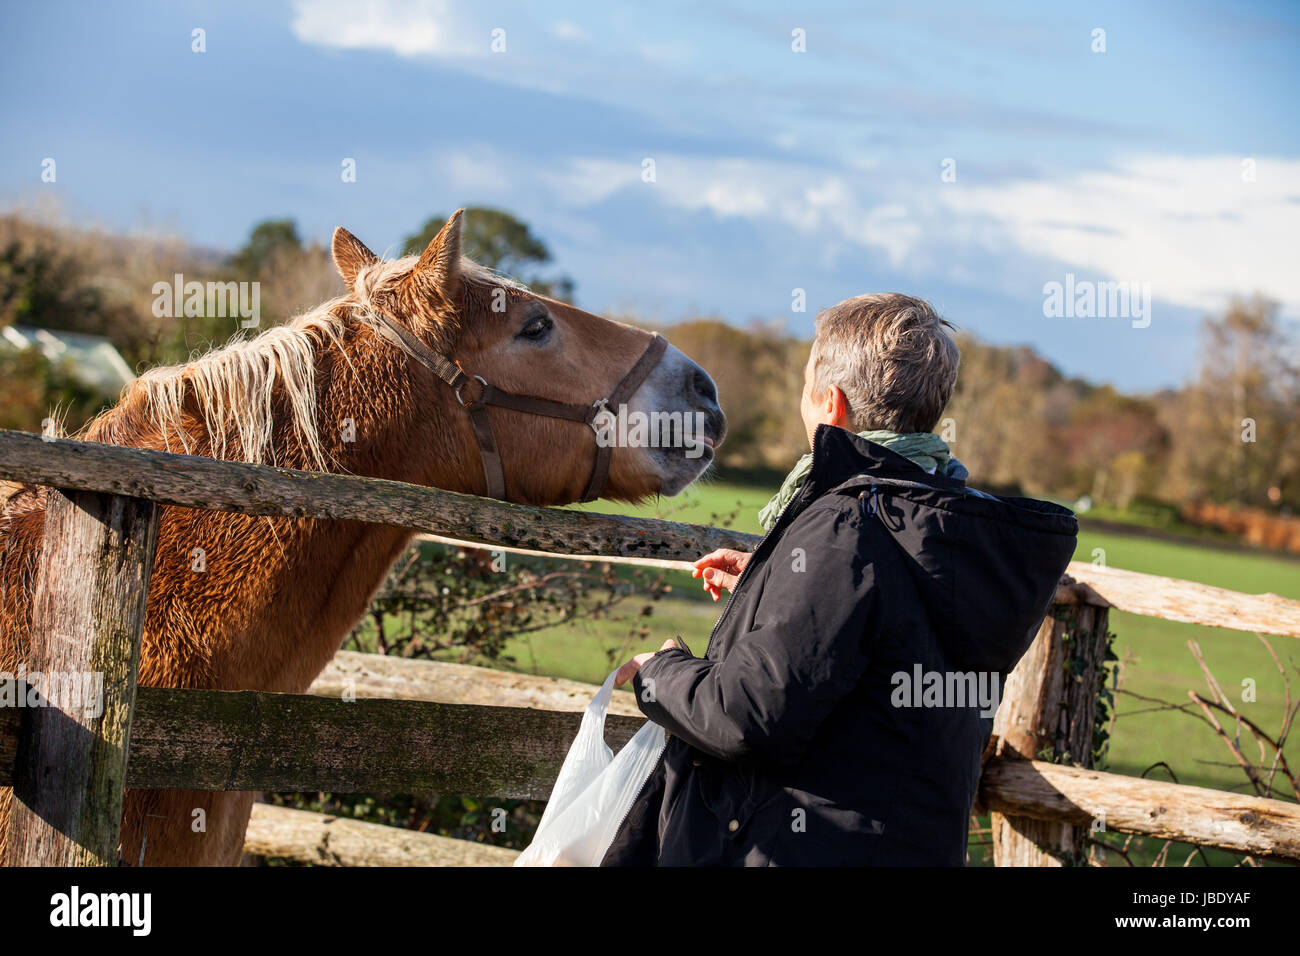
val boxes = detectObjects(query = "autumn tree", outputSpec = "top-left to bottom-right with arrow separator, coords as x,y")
1160,297 -> 1300,508
230,219 -> 341,331
403,207 -> 573,302
666,318 -> 808,472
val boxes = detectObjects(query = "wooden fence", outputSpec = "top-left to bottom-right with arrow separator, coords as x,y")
1,428 -> 1297,866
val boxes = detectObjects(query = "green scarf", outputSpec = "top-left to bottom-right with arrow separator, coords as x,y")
757,429 -> 954,532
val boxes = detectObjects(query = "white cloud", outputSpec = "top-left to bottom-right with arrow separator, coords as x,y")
551,21 -> 589,43
544,157 -> 640,206
433,146 -> 519,195
546,154 -> 922,269
290,0 -> 481,58
940,155 -> 1300,315
637,43 -> 692,67
424,143 -> 1300,318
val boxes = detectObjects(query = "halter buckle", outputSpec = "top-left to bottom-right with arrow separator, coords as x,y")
589,398 -> 615,436
455,375 -> 488,407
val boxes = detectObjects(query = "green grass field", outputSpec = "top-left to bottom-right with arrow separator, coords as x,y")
1071,528 -> 1299,795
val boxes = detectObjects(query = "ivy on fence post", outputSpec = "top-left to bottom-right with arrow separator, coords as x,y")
989,601 -> 1115,867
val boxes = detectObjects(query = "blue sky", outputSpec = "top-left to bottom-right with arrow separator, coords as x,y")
2,0 -> 1298,390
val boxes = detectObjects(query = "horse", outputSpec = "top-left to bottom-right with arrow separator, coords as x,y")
0,210 -> 726,865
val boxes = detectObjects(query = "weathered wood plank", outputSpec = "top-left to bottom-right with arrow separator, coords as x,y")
990,616 -> 1067,867
12,432 -> 1300,636
1058,560 -> 1300,638
4,686 -> 1297,861
0,429 -> 758,562
311,650 -> 642,717
242,803 -> 519,867
121,686 -> 644,798
0,707 -> 19,787
982,757 -> 1300,863
4,490 -> 158,866
990,606 -> 1112,866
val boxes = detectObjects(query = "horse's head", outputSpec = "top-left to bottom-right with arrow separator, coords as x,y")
332,211 -> 725,504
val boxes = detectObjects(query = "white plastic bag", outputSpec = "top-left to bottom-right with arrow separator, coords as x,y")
514,670 -> 666,866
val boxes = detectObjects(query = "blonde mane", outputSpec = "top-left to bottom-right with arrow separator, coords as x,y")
86,253 -> 523,472
130,310 -> 347,470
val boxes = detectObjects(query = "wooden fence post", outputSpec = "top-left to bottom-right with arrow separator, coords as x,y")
989,603 -> 1112,866
4,489 -> 158,866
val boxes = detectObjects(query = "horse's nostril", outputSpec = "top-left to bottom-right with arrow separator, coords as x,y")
691,368 -> 717,405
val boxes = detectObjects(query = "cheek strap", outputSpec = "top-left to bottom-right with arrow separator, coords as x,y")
365,308 -> 667,502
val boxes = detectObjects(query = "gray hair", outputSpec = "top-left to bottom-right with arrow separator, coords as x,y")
809,293 -> 959,434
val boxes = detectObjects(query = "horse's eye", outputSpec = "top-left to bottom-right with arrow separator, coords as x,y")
518,315 -> 553,341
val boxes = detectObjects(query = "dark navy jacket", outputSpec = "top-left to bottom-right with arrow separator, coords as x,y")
601,425 -> 1077,866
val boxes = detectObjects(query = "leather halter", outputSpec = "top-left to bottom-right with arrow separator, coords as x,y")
366,310 -> 668,502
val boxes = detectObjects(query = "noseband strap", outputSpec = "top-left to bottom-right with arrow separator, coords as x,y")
366,310 -> 667,502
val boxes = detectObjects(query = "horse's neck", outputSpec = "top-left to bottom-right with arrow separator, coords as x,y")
175,362 -> 471,694
203,515 -> 413,693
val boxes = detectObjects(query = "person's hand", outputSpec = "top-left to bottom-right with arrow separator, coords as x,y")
692,548 -> 752,602
614,638 -> 678,687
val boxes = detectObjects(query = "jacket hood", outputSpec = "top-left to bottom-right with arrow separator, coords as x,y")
802,425 -> 1078,673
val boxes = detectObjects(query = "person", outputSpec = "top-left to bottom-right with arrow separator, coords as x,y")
603,293 -> 1078,866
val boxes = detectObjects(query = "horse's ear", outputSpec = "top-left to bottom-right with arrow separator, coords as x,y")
332,226 -> 377,291
410,209 -> 464,297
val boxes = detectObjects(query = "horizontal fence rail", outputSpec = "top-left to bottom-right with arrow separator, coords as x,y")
981,759 -> 1300,863
1057,561 -> 1300,638
244,804 -> 518,867
5,430 -> 1300,637
2,672 -> 1296,862
0,430 -> 756,562
114,686 -> 639,798
311,650 -> 643,717
0,683 -> 641,798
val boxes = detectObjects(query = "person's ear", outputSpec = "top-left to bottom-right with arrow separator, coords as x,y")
826,384 -> 852,429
